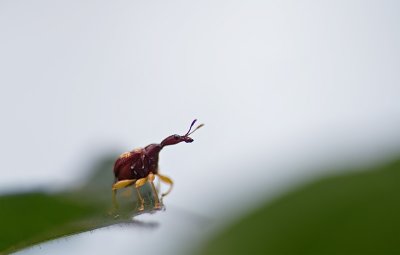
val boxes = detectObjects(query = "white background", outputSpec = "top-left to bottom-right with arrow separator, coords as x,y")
1,0 -> 400,254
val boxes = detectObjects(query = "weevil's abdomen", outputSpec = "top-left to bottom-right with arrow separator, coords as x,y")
114,150 -> 145,181
113,145 -> 161,182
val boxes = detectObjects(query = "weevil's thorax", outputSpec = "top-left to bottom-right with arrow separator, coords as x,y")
145,143 -> 162,156
144,143 -> 162,173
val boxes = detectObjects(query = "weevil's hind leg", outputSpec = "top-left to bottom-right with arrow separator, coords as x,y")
111,179 -> 136,213
156,174 -> 174,203
156,175 -> 161,193
135,188 -> 144,211
112,189 -> 118,211
148,173 -> 162,210
135,177 -> 148,211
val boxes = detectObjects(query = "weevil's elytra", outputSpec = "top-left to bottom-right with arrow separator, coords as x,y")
111,119 -> 204,213
118,152 -> 131,159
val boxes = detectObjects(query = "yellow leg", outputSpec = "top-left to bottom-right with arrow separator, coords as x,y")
148,173 -> 161,209
135,177 -> 147,211
112,179 -> 136,210
156,173 -> 174,199
112,189 -> 118,211
156,176 -> 161,193
113,179 -> 137,190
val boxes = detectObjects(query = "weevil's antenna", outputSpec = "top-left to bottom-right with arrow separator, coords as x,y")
184,119 -> 197,136
184,119 -> 204,137
188,123 -> 204,136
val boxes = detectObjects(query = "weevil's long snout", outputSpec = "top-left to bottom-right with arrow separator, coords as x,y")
161,120 -> 203,147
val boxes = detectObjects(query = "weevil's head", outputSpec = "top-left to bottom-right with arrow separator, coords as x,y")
160,119 -> 204,147
161,134 -> 193,147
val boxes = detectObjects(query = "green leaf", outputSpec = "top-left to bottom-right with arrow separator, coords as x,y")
197,159 -> 400,255
0,156 -> 157,254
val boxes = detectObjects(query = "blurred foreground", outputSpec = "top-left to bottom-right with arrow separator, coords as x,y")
2,156 -> 400,254
0,156 -> 157,254
196,158 -> 400,254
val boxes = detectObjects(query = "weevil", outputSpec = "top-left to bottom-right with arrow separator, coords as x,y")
112,119 -> 204,211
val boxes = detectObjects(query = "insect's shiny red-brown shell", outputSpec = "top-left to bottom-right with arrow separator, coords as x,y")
113,145 -> 160,181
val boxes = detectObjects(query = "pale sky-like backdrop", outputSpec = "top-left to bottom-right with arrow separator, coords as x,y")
1,0 -> 400,254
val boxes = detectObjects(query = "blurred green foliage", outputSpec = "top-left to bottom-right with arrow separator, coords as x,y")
0,155 -> 155,254
0,193 -> 101,254
198,159 -> 400,255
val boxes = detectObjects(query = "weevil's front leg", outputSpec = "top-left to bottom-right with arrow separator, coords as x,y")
148,173 -> 162,209
156,173 -> 174,201
112,179 -> 136,210
135,177 -> 148,211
